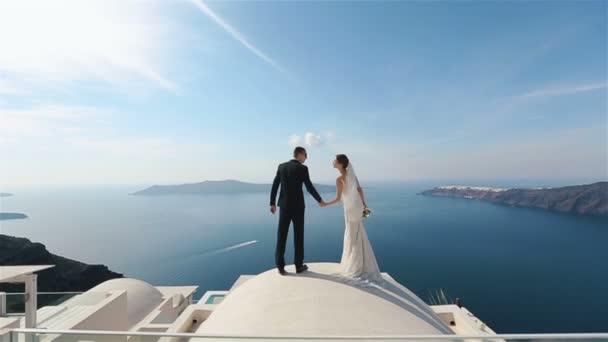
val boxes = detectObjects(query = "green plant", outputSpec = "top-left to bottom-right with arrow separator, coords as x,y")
427,288 -> 454,305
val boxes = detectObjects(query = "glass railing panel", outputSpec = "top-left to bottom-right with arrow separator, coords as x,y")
4,293 -> 25,314
3,293 -> 81,315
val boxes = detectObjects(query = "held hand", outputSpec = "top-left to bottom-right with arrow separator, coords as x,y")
270,205 -> 277,214
319,201 -> 328,207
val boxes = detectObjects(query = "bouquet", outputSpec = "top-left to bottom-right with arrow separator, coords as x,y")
362,207 -> 372,219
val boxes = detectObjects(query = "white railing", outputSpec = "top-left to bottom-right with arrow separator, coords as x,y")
3,292 -> 201,303
3,292 -> 85,296
1,291 -> 202,315
6,328 -> 608,341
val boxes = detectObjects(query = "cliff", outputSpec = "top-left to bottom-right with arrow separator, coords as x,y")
0,234 -> 123,296
132,179 -> 335,196
0,213 -> 28,220
420,182 -> 608,216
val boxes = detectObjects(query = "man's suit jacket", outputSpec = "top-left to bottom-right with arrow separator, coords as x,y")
270,159 -> 322,209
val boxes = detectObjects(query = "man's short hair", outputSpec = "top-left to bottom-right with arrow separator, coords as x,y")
293,146 -> 307,158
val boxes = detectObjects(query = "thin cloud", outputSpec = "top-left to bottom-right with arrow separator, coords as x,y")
332,126 -> 606,182
66,137 -> 216,158
0,105 -> 103,140
0,80 -> 21,95
520,82 -> 607,98
305,132 -> 323,146
288,134 -> 303,147
0,0 -> 176,93
189,0 -> 285,73
288,131 -> 333,147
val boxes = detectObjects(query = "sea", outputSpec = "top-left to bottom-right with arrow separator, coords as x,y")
1,182 -> 607,333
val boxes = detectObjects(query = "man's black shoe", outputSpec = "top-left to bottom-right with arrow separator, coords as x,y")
295,264 -> 308,274
278,267 -> 288,276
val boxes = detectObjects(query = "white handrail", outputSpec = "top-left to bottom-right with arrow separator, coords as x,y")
9,328 -> 608,340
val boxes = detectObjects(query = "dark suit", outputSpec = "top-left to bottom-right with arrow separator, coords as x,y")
270,159 -> 323,268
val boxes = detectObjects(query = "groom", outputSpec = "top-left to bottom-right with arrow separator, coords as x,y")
270,146 -> 325,275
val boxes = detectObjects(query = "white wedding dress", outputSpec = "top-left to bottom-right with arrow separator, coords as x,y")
339,165 -> 383,283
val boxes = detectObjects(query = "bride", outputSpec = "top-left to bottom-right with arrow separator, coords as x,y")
323,154 -> 383,283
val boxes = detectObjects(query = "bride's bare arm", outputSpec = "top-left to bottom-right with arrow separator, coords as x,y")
324,177 -> 344,206
356,180 -> 368,208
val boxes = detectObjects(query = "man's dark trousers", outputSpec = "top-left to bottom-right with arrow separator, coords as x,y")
275,206 -> 305,268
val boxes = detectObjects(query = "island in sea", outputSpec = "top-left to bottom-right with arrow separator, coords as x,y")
0,213 -> 28,220
0,234 -> 123,309
0,192 -> 14,198
132,179 -> 336,196
420,181 -> 608,216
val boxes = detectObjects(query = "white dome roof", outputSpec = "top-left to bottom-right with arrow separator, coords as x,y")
90,278 -> 163,326
197,263 -> 451,336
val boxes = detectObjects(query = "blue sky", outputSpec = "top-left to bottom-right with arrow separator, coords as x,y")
0,0 -> 606,185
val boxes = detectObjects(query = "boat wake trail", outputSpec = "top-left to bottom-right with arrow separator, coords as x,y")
166,240 -> 259,282
204,240 -> 258,256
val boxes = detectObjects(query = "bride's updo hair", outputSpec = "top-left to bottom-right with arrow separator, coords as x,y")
336,154 -> 349,169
